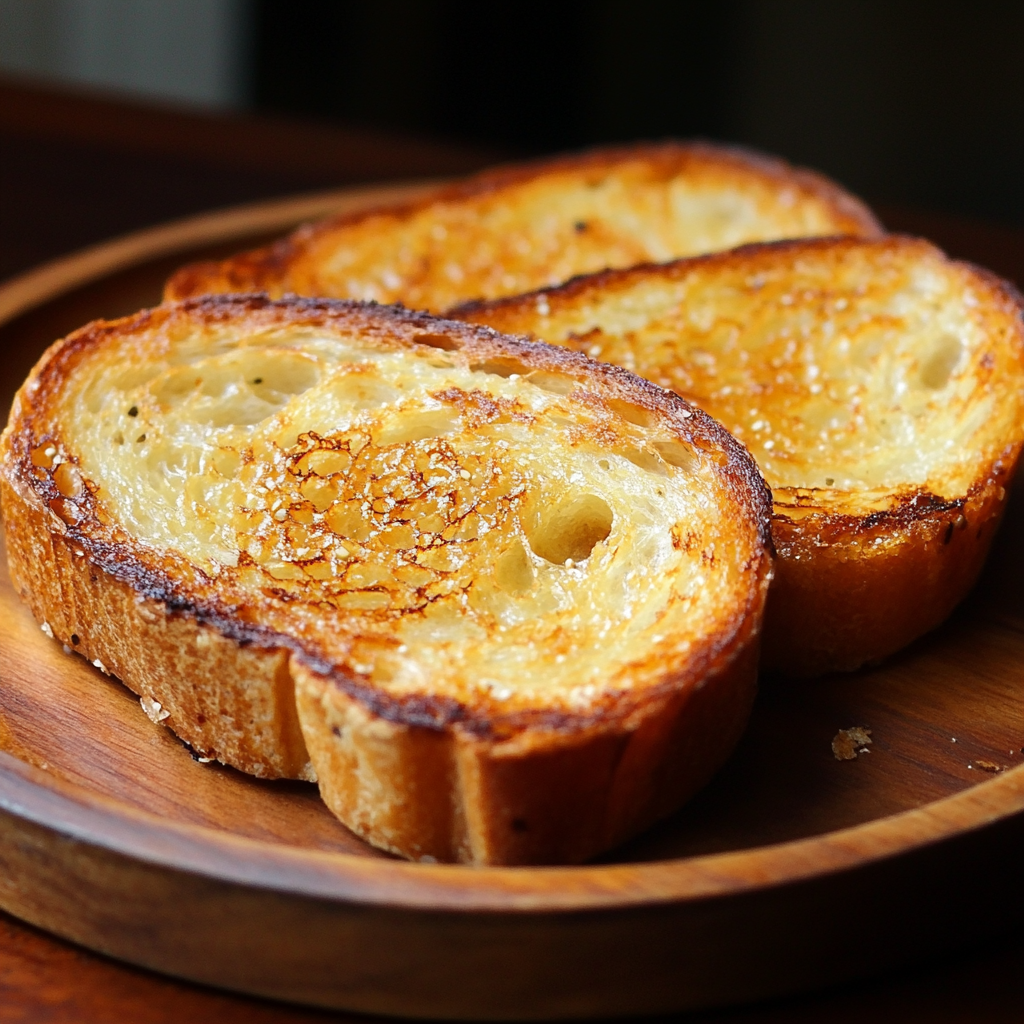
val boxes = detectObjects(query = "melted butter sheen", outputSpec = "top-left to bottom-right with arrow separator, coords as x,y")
299,167 -> 853,313
64,327 -> 746,707
480,245 -> 1010,504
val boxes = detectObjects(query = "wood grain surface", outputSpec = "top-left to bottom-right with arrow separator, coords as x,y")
2,190 -> 1024,1019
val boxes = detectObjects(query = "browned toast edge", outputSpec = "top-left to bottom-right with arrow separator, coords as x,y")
164,141 -> 883,304
1,295 -> 775,861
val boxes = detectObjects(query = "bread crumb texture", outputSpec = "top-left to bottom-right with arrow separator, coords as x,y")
462,236 -> 1024,675
1,298 -> 773,861
165,143 -> 879,311
832,726 -> 873,761
466,237 -> 1023,504
33,303 -> 764,710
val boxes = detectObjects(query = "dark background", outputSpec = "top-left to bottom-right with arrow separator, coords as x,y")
249,0 -> 1023,225
2,0 -> 1022,284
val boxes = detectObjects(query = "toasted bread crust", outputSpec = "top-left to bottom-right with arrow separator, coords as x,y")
294,633 -> 760,864
0,483 -> 312,778
165,142 -> 881,312
1,296 -> 773,862
455,236 -> 1024,675
764,470 -> 1013,673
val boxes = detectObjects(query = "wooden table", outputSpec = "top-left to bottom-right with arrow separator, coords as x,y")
2,75 -> 1024,1023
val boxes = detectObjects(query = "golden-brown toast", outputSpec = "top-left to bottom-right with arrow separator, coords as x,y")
165,142 -> 880,312
455,236 -> 1024,676
0,296 -> 773,864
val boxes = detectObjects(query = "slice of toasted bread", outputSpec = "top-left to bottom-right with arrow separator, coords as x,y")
0,296 -> 773,864
165,142 -> 881,312
455,236 -> 1024,676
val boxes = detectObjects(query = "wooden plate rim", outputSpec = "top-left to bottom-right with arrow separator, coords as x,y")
3,187 -> 1024,915
3,749 -> 1024,912
0,178 -> 443,326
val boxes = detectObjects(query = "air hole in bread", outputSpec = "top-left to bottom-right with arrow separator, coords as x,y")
54,462 -> 84,498
622,448 -> 669,476
375,409 -> 462,445
469,359 -> 530,378
653,440 -> 697,472
205,396 -> 279,428
494,538 -> 536,593
151,367 -> 201,406
241,352 -> 320,397
148,352 -> 323,427
414,332 -> 462,352
606,399 -> 659,428
526,493 -> 613,565
919,334 -> 963,389
526,372 -> 575,395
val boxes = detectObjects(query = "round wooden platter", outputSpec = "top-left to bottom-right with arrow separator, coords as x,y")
2,187 -> 1024,1022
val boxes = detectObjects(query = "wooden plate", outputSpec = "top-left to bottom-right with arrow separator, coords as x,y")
2,187 -> 1024,1020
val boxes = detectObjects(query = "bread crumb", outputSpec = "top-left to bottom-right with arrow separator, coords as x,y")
972,759 -> 1005,773
832,726 -> 872,760
140,695 -> 170,723
40,621 -> 54,639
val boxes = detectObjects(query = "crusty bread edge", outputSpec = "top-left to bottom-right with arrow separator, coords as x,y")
163,140 -> 883,303
0,475 -> 315,779
293,599 -> 764,865
763,453 -> 1019,676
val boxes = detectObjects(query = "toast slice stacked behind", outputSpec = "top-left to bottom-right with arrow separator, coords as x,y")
0,296 -> 773,864
165,142 -> 881,312
455,237 -> 1024,675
